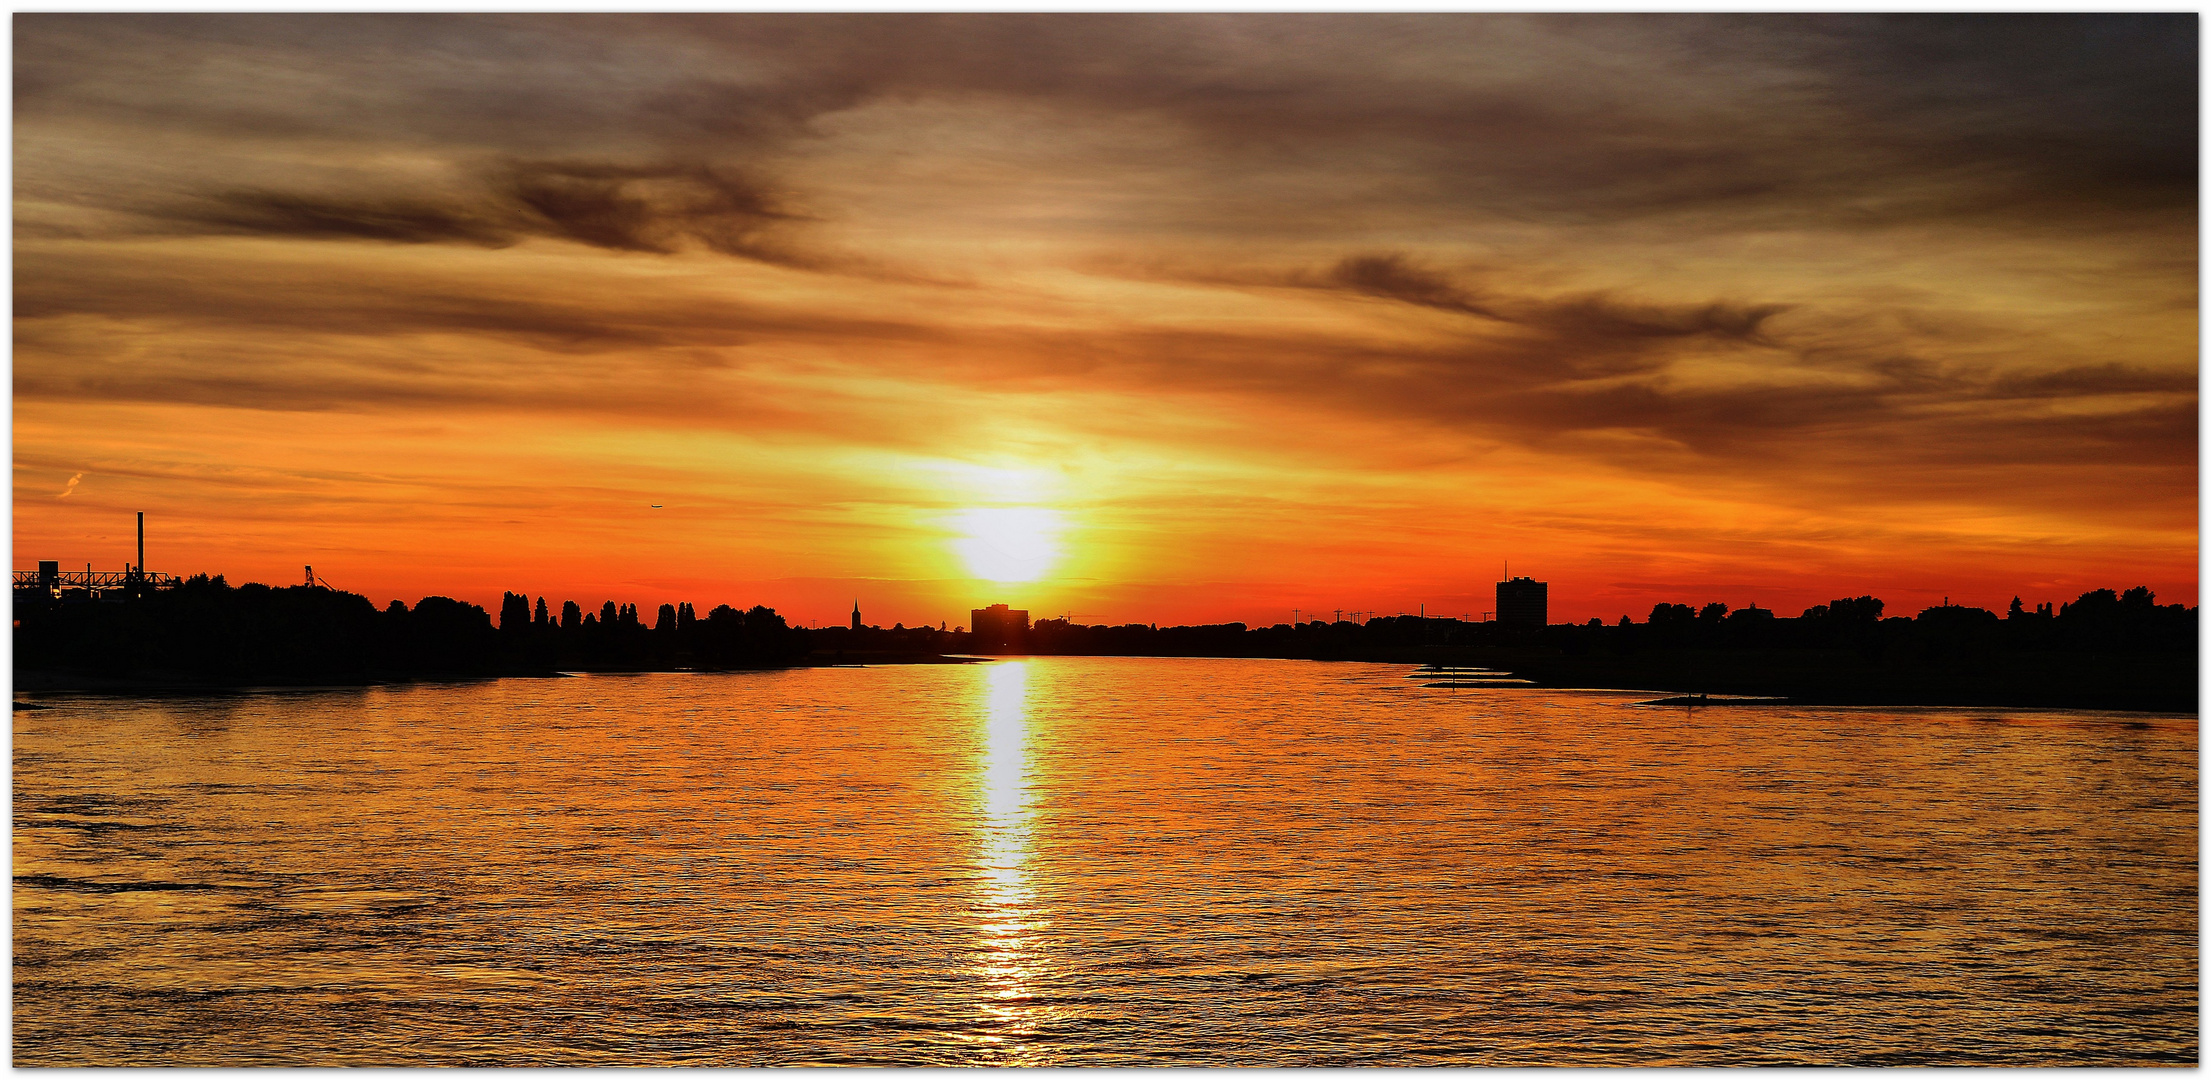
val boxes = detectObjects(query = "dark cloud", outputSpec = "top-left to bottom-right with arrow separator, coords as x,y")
1801,14 -> 2198,214
696,13 -> 2192,229
12,246 -> 935,353
1526,296 -> 1788,345
497,160 -> 798,257
1986,363 -> 2200,399
159,160 -> 809,264
185,191 -> 514,246
16,14 -> 2194,239
1325,256 -> 1506,321
1273,254 -> 1789,379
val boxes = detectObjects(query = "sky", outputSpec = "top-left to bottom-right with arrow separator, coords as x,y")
13,14 -> 2199,629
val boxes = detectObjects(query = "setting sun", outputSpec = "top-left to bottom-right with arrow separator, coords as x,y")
951,508 -> 1066,584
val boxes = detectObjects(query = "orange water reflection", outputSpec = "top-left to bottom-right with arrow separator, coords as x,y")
971,661 -> 1041,1060
10,662 -> 2199,1066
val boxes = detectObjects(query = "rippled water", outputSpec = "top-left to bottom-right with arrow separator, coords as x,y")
13,658 -> 2198,1065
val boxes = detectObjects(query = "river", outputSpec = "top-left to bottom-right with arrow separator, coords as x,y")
13,657 -> 2197,1065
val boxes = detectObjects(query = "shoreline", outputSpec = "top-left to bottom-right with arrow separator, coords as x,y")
15,652 -> 2196,714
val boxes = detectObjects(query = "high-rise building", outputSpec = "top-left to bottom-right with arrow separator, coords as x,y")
1496,576 -> 1548,630
970,603 -> 1030,651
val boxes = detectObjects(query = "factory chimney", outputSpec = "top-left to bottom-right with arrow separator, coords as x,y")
136,511 -> 144,575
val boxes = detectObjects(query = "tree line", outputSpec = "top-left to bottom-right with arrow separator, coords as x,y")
819,587 -> 2194,661
812,586 -> 2194,710
16,575 -> 806,687
16,576 -> 2194,708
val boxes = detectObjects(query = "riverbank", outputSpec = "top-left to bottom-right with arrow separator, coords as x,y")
1452,645 -> 2197,713
15,644 -> 2194,713
12,650 -> 982,695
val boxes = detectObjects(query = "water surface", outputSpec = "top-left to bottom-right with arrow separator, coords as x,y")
13,658 -> 2197,1064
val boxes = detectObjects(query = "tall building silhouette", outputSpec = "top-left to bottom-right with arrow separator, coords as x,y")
851,600 -> 862,631
1496,576 -> 1548,630
971,603 -> 1029,651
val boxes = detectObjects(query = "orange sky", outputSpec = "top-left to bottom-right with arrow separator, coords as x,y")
14,14 -> 2198,629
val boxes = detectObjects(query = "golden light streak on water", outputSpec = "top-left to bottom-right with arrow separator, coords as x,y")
972,661 -> 1039,1060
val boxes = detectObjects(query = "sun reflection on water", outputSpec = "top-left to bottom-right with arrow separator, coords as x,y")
972,661 -> 1040,1060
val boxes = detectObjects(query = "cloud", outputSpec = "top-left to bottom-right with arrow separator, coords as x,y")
1985,363 -> 2200,399
497,160 -> 801,258
1317,253 -> 1787,347
184,192 -> 515,246
58,473 -> 83,498
16,233 -> 2192,502
158,159 -> 814,266
1324,255 -> 1507,321
12,242 -> 934,353
16,14 -> 2194,248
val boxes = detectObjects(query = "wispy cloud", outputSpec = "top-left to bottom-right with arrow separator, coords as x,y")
155,160 -> 814,265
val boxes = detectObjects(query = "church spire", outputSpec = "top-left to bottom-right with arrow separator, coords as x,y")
851,599 -> 862,631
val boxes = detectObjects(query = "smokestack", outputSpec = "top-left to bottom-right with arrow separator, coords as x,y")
137,511 -> 144,575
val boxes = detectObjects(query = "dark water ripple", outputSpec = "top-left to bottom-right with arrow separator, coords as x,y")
13,658 -> 2198,1065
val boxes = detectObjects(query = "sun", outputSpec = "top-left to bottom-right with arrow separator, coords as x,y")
951,507 -> 1065,584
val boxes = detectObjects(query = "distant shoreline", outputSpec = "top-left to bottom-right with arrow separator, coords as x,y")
15,579 -> 2194,713
15,649 -> 2195,714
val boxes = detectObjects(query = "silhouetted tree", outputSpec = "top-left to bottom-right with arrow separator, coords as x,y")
400,596 -> 501,674
1915,603 -> 1999,627
1832,596 -> 1884,622
499,591 -> 530,633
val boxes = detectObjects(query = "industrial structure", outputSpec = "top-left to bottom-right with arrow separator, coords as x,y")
970,603 -> 1030,651
14,512 -> 182,603
1495,575 -> 1548,630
